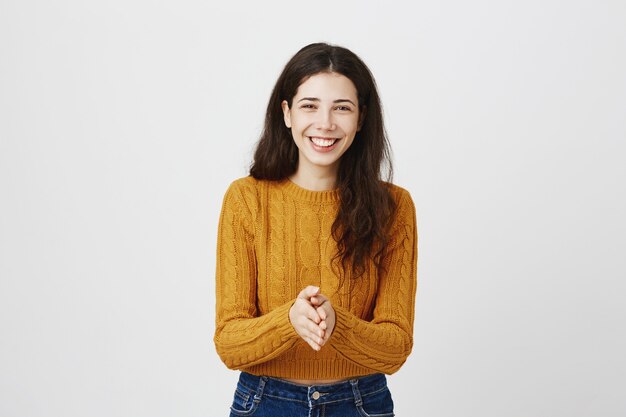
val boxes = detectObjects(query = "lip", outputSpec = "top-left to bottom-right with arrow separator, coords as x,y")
307,136 -> 341,153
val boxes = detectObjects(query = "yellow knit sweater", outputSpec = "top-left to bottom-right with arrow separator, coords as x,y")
214,176 -> 418,379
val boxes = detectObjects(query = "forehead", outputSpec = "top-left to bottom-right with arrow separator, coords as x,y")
294,72 -> 358,99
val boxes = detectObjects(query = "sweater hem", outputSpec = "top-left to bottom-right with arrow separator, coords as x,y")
243,359 -> 377,379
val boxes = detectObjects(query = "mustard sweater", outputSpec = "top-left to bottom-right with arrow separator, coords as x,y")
214,176 -> 418,379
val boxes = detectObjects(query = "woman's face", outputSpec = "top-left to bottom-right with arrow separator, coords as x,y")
281,72 -> 363,176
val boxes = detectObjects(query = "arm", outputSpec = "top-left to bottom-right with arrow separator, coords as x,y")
213,181 -> 300,370
329,190 -> 418,374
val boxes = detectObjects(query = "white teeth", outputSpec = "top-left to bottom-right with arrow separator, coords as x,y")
310,137 -> 338,147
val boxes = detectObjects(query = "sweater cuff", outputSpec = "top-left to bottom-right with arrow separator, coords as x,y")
274,299 -> 299,342
330,304 -> 356,345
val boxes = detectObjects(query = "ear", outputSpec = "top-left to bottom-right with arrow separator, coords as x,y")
357,106 -> 366,131
281,100 -> 292,128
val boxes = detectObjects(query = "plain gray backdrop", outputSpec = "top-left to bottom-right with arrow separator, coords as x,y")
1,0 -> 625,416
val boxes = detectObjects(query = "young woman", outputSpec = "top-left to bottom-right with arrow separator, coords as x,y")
214,42 -> 418,417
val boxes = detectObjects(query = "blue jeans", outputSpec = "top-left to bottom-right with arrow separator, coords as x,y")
228,371 -> 395,417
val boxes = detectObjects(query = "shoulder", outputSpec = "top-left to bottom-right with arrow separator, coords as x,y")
225,175 -> 262,194
383,182 -> 414,208
223,175 -> 272,198
221,176 -> 280,217
382,182 -> 416,228
220,176 -> 260,216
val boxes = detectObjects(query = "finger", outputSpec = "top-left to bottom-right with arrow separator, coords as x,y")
321,325 -> 332,342
319,320 -> 327,330
324,324 -> 335,343
306,320 -> 324,339
310,294 -> 328,306
295,321 -> 321,345
306,306 -> 321,324
298,286 -> 320,299
293,299 -> 321,323
310,331 -> 325,347
304,332 -> 323,350
317,306 -> 327,321
305,337 -> 321,351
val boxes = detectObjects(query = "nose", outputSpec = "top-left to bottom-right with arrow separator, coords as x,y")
315,109 -> 335,130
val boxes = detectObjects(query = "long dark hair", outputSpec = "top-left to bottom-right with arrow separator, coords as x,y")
250,42 -> 396,281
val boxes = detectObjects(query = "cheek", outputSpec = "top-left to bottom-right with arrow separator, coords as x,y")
290,130 -> 307,147
344,117 -> 360,134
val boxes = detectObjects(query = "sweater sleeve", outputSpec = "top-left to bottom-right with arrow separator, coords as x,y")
213,180 -> 300,370
329,189 -> 418,374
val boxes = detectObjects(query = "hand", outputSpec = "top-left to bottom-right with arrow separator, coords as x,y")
310,294 -> 335,345
289,286 -> 325,351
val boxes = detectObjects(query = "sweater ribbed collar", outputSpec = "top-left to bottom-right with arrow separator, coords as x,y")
278,178 -> 340,203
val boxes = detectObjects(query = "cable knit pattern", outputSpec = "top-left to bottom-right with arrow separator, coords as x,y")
214,176 -> 418,379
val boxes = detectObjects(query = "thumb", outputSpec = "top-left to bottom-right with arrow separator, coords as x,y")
298,285 -> 320,299
311,294 -> 328,306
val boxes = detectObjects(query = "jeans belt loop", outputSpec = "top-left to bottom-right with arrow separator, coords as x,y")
254,376 -> 268,403
350,378 -> 363,407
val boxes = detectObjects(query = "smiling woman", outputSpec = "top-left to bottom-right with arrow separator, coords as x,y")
281,72 -> 362,190
214,43 -> 418,417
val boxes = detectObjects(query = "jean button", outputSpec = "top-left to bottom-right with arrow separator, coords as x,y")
311,391 -> 320,400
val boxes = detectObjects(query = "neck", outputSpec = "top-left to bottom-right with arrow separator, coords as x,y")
289,165 -> 338,191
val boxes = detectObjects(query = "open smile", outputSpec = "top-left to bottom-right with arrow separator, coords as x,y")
308,136 -> 340,152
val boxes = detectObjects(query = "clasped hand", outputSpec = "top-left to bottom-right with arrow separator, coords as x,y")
289,286 -> 336,351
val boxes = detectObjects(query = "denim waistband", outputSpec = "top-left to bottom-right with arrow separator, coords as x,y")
237,371 -> 389,406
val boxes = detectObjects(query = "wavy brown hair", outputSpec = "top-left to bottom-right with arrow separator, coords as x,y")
250,42 -> 396,281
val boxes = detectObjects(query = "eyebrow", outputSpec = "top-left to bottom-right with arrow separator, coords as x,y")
297,97 -> 357,106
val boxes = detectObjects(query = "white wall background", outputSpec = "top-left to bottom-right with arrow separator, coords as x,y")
1,0 -> 625,416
